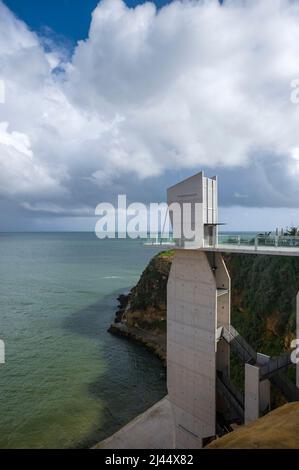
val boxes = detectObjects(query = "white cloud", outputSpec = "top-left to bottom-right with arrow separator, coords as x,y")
0,121 -> 32,157
20,201 -> 92,215
0,121 -> 63,196
1,0 -> 299,213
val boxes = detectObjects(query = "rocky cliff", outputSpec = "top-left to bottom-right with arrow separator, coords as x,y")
108,250 -> 174,364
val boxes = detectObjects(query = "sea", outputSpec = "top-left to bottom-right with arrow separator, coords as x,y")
0,233 -> 167,449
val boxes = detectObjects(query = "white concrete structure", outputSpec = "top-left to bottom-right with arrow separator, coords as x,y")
256,353 -> 271,417
167,248 -> 231,448
244,356 -> 270,425
167,172 -> 218,248
166,171 -> 299,448
167,250 -> 217,448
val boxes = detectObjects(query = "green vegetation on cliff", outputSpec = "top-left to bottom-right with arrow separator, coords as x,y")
226,253 -> 297,355
124,250 -> 174,332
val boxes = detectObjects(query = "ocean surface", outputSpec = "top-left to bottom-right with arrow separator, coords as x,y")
0,233 -> 166,449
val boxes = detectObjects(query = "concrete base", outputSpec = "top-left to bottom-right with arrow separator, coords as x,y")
94,397 -> 175,449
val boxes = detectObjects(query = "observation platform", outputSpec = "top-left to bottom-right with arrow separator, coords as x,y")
144,234 -> 299,257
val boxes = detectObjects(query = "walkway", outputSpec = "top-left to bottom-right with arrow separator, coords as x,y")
94,397 -> 174,449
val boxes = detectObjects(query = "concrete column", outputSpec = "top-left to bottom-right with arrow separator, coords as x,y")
245,364 -> 260,424
257,353 -> 271,415
259,379 -> 271,414
167,250 -> 217,449
214,254 -> 231,378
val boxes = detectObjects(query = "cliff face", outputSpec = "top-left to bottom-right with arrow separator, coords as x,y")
109,250 -> 299,367
108,250 -> 174,363
227,253 -> 297,355
123,250 -> 173,331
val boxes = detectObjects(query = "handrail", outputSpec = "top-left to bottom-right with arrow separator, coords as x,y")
218,234 -> 299,250
221,325 -> 257,364
260,351 -> 293,379
216,372 -> 244,422
269,372 -> 299,402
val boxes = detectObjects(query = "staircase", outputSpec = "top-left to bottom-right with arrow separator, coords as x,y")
216,371 -> 244,423
217,325 -> 298,403
219,325 -> 257,364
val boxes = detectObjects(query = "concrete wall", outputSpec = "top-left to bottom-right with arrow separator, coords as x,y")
167,250 -> 217,448
167,172 -> 217,248
245,364 -> 260,424
167,172 -> 204,248
214,254 -> 231,378
256,353 -> 271,415
202,176 -> 218,225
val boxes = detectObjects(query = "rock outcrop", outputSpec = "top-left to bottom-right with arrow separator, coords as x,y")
108,250 -> 174,364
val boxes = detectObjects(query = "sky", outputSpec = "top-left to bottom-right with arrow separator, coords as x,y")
1,0 -> 299,231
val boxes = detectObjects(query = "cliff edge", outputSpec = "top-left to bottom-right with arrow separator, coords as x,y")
108,250 -> 174,364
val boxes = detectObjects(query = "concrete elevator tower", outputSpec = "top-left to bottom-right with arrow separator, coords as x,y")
166,172 -> 230,448
166,171 -> 299,449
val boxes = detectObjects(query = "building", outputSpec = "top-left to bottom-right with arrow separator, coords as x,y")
166,171 -> 299,449
167,171 -> 218,248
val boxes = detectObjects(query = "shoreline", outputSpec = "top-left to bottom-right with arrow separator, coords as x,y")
107,252 -> 171,367
108,322 -> 166,365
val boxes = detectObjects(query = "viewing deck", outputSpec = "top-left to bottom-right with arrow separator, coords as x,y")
203,234 -> 299,257
144,234 -> 299,256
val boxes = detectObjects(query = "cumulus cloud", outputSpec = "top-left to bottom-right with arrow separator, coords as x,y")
1,0 -> 299,218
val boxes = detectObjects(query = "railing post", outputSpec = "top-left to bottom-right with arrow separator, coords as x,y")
254,236 -> 258,251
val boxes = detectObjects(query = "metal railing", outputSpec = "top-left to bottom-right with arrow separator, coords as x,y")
269,372 -> 299,402
221,325 -> 257,364
260,351 -> 293,379
216,372 -> 244,422
218,234 -> 299,250
144,236 -> 176,246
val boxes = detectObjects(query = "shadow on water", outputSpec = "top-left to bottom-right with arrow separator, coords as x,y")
63,288 -> 167,449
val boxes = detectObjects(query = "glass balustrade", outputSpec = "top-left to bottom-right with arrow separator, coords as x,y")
218,234 -> 299,250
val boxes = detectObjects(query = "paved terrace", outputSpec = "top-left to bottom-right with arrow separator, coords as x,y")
94,397 -> 174,449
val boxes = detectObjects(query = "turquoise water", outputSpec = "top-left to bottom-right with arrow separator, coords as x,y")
0,233 -> 166,449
